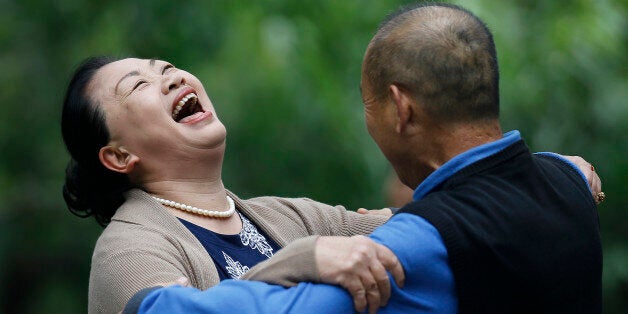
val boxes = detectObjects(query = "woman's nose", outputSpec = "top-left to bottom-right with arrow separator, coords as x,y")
162,73 -> 186,94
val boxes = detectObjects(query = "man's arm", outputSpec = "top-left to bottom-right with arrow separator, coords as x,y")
240,198 -> 400,312
242,234 -> 404,313
125,280 -> 354,314
123,213 -> 456,314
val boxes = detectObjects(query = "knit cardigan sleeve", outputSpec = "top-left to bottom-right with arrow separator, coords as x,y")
88,224 -> 192,314
241,196 -> 388,238
88,190 -> 224,314
241,196 -> 389,286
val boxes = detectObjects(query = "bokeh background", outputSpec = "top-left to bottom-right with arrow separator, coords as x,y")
0,0 -> 626,313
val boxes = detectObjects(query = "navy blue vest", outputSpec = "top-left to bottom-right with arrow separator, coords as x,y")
398,141 -> 602,314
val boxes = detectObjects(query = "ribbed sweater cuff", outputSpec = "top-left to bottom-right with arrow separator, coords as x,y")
242,235 -> 320,286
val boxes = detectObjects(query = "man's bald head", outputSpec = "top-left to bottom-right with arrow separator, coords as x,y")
362,3 -> 499,124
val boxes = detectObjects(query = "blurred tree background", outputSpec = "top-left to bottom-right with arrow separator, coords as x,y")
0,0 -> 625,312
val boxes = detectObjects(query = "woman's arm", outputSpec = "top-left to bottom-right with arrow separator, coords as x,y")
91,251 -> 187,313
241,197 -> 400,312
89,226 -> 206,314
242,235 -> 404,312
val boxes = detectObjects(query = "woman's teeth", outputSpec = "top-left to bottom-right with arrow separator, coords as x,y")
172,93 -> 198,120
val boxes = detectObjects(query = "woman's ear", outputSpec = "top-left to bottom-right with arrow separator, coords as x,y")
99,145 -> 139,174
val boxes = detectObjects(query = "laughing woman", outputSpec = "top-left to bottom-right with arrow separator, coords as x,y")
62,57 -> 397,314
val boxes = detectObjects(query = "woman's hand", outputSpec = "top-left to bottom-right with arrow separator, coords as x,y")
315,235 -> 404,314
356,208 -> 394,217
559,155 -> 603,203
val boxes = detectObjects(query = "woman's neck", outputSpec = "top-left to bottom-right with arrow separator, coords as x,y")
142,177 -> 243,234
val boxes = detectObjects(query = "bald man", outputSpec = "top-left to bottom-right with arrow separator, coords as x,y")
123,3 -> 601,314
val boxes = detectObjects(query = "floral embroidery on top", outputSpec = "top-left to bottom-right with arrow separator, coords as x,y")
239,214 -> 274,258
223,251 -> 250,280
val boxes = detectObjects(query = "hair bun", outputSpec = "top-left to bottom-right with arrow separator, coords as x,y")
62,157 -> 131,226
62,159 -> 93,218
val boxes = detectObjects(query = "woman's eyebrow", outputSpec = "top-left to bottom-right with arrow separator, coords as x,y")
151,59 -> 171,74
115,71 -> 140,93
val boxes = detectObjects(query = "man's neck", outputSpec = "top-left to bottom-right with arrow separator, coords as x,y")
437,121 -> 503,164
403,120 -> 502,188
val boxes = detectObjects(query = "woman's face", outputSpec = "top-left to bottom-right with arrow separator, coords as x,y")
89,58 -> 227,170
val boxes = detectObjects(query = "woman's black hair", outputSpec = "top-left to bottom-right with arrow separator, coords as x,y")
61,56 -> 134,226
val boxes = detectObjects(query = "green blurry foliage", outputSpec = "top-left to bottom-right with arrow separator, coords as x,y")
0,0 -> 625,313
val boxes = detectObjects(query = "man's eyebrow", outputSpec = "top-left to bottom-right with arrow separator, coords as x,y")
114,70 -> 140,93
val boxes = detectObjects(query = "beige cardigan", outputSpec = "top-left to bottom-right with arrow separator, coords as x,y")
88,189 -> 387,314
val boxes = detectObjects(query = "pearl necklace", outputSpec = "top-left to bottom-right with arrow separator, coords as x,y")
152,195 -> 236,218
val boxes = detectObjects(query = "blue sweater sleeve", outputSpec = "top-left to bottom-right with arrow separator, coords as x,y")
138,280 -> 354,314
369,213 -> 456,313
135,213 -> 455,313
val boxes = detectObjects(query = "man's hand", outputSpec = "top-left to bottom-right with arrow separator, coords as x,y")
315,236 -> 404,314
356,208 -> 393,217
560,155 -> 603,203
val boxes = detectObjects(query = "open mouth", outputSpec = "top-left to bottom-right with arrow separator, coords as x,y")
172,92 -> 205,122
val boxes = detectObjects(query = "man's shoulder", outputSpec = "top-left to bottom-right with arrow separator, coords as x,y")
533,152 -> 591,189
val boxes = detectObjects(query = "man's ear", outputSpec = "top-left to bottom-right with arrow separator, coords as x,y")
389,84 -> 413,134
99,145 -> 139,174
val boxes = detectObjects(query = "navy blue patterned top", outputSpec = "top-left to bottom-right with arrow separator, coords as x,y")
179,213 -> 281,280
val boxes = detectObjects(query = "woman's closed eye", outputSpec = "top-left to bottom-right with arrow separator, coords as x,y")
128,64 -> 175,93
132,80 -> 147,91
